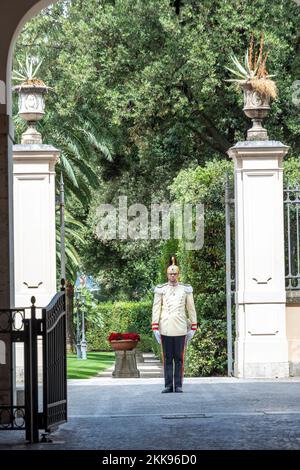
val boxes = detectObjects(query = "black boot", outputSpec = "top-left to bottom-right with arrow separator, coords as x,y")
175,386 -> 183,393
161,386 -> 173,393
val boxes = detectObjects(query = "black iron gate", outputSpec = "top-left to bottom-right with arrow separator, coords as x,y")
0,282 -> 66,442
42,289 -> 67,433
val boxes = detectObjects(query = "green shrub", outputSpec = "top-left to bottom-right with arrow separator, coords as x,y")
284,156 -> 300,187
185,319 -> 228,377
83,300 -> 153,351
136,334 -> 154,352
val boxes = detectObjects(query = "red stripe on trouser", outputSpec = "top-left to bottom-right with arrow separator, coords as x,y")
160,336 -> 164,368
181,338 -> 187,384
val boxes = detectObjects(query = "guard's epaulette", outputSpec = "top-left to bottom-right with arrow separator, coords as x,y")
154,283 -> 167,293
179,282 -> 193,293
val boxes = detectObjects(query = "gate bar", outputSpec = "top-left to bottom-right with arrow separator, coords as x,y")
24,297 -> 39,443
225,172 -> 233,376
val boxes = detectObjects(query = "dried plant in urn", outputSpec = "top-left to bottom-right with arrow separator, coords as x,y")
225,33 -> 277,140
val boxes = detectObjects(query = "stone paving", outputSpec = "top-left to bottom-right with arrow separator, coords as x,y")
1,353 -> 300,450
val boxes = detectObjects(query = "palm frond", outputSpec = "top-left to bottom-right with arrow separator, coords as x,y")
56,249 -> 79,282
72,157 -> 99,189
76,126 -> 114,162
61,173 -> 89,204
65,227 -> 86,245
59,153 -> 79,188
64,244 -> 82,267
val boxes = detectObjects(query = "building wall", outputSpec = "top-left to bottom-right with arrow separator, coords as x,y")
286,299 -> 300,376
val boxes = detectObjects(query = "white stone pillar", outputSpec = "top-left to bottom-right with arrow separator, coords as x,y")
13,144 -> 59,308
228,141 -> 289,378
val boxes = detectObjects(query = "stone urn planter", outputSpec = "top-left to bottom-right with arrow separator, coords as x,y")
108,333 -> 140,378
108,333 -> 141,377
110,340 -> 139,351
14,82 -> 50,144
15,82 -> 48,121
242,82 -> 271,141
112,350 -> 140,378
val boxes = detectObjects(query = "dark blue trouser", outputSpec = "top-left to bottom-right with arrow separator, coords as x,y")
161,335 -> 186,388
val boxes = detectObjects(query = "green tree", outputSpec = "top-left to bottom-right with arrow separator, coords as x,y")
13,0 -> 300,297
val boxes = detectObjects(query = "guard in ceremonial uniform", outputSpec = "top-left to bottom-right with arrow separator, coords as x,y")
151,257 -> 197,393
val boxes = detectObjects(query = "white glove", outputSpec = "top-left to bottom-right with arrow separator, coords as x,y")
154,330 -> 161,344
186,330 -> 196,342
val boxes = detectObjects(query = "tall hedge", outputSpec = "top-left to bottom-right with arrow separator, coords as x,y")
85,300 -> 153,351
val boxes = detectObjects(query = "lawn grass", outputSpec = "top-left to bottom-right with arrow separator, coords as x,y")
67,351 -> 115,379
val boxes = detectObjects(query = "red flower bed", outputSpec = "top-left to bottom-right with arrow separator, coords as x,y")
108,332 -> 140,342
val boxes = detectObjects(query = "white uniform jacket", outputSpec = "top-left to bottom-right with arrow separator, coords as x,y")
151,282 -> 197,336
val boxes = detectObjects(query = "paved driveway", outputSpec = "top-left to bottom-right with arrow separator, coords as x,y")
1,377 -> 300,450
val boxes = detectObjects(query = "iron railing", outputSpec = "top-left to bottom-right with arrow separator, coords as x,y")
0,308 -> 26,431
225,172 -> 235,376
284,186 -> 300,291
